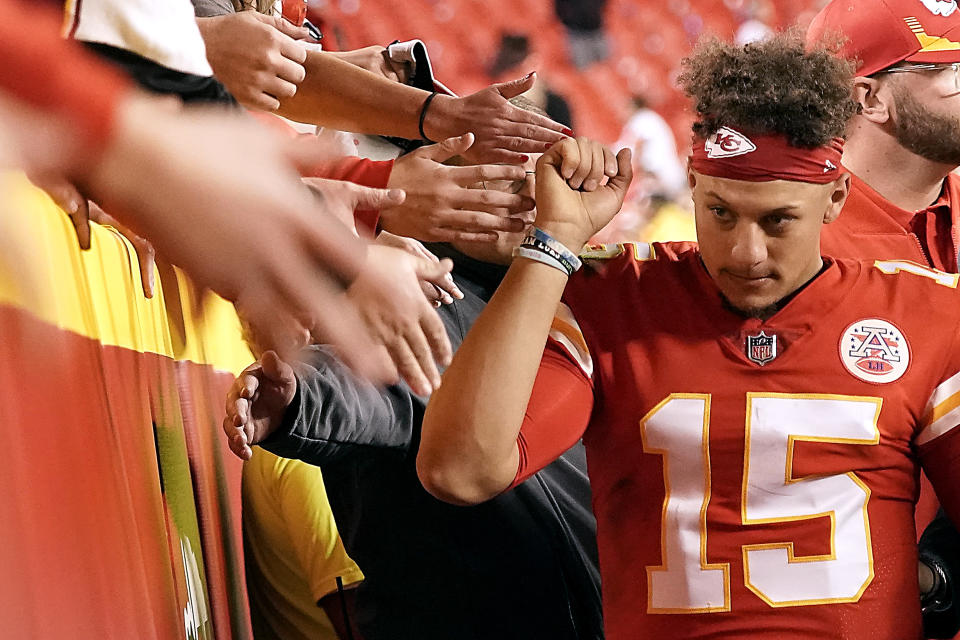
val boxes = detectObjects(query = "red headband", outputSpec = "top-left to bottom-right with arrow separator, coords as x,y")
689,127 -> 845,184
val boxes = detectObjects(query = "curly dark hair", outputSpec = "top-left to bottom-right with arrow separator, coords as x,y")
678,29 -> 856,148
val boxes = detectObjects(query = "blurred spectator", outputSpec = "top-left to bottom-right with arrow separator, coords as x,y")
489,33 -> 533,78
734,0 -> 775,45
243,448 -> 363,640
488,32 -> 573,128
67,0 -> 239,105
615,94 -> 687,201
555,0 -> 610,69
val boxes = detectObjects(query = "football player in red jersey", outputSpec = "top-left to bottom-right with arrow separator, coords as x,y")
417,31 -> 960,640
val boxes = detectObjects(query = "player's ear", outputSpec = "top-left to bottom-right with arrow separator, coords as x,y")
853,75 -> 891,124
687,167 -> 698,190
823,172 -> 851,225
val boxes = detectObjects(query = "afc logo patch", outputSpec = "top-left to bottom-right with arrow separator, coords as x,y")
705,127 -> 757,159
839,319 -> 910,383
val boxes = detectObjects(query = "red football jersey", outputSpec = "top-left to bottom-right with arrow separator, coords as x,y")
515,242 -> 960,640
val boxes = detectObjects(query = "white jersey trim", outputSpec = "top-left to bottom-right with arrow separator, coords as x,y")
548,302 -> 593,379
917,370 -> 960,445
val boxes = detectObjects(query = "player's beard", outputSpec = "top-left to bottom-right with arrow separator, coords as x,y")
721,296 -> 780,320
891,86 -> 960,165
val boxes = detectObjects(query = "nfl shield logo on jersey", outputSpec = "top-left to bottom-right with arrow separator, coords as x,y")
746,331 -> 777,366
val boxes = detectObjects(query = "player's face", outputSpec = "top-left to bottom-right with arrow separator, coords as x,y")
690,171 -> 849,316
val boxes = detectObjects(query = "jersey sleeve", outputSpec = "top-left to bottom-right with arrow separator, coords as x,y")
917,364 -> 960,527
0,0 -> 131,154
278,458 -> 364,601
510,302 -> 595,488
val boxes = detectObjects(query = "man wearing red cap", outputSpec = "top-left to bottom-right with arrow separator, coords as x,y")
809,0 -> 960,271
417,32 -> 960,640
808,2 -> 960,636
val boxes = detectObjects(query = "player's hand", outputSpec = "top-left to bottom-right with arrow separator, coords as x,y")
534,138 -> 633,251
380,133 -> 533,242
424,73 -> 572,164
376,231 -> 463,305
223,350 -> 297,460
197,11 -> 310,111
347,245 -> 453,396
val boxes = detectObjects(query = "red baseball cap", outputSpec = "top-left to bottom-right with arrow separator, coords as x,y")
807,0 -> 960,76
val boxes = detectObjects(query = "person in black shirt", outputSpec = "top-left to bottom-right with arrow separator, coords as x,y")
223,159 -> 603,640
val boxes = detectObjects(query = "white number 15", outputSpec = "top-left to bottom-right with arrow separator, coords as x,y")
640,393 -> 881,613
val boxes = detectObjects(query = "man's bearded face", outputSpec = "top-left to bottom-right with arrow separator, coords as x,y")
892,85 -> 960,165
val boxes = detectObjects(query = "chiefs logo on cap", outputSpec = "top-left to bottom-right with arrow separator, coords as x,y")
704,127 -> 758,159
920,0 -> 959,17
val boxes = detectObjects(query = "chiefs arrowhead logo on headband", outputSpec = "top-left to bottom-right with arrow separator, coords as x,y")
919,0 -> 958,17
690,127 -> 845,184
704,127 -> 758,159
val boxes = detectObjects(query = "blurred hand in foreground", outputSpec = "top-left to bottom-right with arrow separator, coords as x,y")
347,244 -> 453,396
82,95 -> 385,375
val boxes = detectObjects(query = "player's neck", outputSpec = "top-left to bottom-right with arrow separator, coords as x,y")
842,128 -> 953,212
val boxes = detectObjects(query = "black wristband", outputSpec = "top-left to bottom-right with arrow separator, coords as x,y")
921,556 -> 951,614
418,91 -> 438,143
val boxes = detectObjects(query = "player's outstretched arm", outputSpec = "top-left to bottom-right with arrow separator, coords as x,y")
417,138 -> 631,505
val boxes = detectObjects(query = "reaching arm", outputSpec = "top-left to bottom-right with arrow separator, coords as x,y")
417,138 -> 632,504
264,346 -> 423,464
278,51 -> 569,164
224,347 -> 422,463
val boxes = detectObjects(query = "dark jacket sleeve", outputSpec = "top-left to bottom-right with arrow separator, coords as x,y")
259,345 -> 421,465
920,510 -> 960,639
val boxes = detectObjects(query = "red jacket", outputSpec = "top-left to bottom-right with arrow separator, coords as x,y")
822,170 -> 960,272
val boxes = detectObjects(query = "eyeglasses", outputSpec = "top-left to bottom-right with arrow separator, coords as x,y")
876,62 -> 960,92
482,171 -> 536,194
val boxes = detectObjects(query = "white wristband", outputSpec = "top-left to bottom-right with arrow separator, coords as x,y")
512,246 -> 572,275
